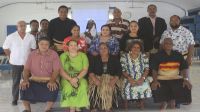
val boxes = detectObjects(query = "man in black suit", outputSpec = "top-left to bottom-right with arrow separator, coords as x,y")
138,4 -> 167,54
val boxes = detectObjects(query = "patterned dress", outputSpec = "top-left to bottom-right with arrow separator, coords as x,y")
88,36 -> 119,55
120,53 -> 152,100
60,52 -> 89,108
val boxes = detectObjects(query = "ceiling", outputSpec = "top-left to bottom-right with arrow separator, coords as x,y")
0,0 -> 200,10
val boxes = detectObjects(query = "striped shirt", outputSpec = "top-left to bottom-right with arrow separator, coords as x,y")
107,19 -> 129,39
152,50 -> 188,80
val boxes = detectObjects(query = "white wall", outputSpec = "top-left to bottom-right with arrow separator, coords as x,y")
72,4 -> 109,32
0,1 -> 186,46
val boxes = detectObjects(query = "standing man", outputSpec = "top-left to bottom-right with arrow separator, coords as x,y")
30,19 -> 39,37
107,7 -> 129,41
161,15 -> 195,67
3,20 -> 36,105
48,5 -> 76,55
36,19 -> 49,42
138,4 -> 167,54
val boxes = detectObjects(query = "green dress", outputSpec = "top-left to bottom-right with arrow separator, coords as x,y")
60,52 -> 89,108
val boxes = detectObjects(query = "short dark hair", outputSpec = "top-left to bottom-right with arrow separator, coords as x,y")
40,19 -> 49,24
72,24 -> 80,30
129,20 -> 138,26
99,42 -> 110,54
113,7 -> 121,13
38,37 -> 50,43
127,40 -> 144,52
58,5 -> 68,12
30,19 -> 39,25
171,15 -> 181,20
147,4 -> 157,10
86,20 -> 96,29
101,24 -> 111,31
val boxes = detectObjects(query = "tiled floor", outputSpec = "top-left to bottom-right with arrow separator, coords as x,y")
0,63 -> 200,112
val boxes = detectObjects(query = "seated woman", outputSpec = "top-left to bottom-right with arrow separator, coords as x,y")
89,25 -> 119,56
120,20 -> 142,53
59,38 -> 89,112
88,43 -> 122,112
120,40 -> 152,110
63,25 -> 87,53
20,37 -> 61,112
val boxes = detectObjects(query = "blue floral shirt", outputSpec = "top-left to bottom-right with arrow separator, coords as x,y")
88,36 -> 119,55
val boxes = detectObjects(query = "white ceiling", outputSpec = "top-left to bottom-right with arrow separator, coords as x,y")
0,0 -> 200,10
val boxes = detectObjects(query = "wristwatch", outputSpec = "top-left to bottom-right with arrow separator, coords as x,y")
183,77 -> 189,81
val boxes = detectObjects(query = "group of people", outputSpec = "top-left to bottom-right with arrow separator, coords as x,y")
2,4 -> 195,112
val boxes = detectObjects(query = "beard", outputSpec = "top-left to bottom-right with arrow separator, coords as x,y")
170,24 -> 180,29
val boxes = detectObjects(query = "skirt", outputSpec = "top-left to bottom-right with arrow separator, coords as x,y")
20,80 -> 59,102
89,74 -> 119,110
122,79 -> 152,100
60,78 -> 90,108
152,79 -> 192,103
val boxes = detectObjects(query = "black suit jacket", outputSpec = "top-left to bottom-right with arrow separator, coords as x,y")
138,17 -> 167,52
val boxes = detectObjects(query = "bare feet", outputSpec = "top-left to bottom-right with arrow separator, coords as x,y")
90,109 -> 97,112
105,110 -> 113,112
139,100 -> 145,110
168,100 -> 175,109
124,100 -> 128,110
160,102 -> 168,111
136,100 -> 144,110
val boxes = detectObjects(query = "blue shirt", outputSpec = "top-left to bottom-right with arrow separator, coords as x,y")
88,36 -> 119,55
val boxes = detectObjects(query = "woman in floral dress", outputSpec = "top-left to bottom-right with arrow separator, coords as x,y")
120,40 -> 152,109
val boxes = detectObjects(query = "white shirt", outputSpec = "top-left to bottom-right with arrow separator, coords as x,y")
160,26 -> 195,54
3,31 -> 36,65
149,16 -> 156,35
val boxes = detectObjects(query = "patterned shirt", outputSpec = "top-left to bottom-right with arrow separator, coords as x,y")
25,49 -> 61,77
36,30 -> 48,42
107,19 -> 129,39
160,26 -> 195,54
63,36 -> 88,53
88,36 -> 119,55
